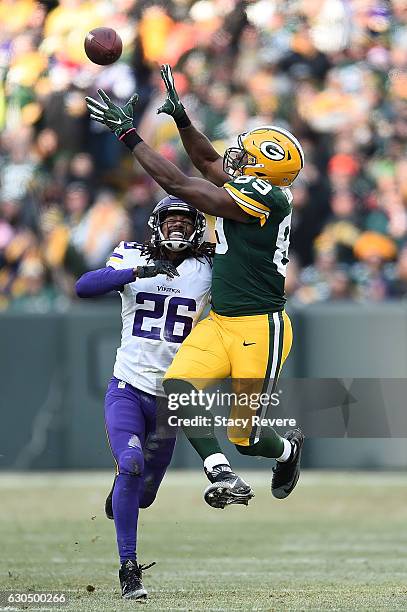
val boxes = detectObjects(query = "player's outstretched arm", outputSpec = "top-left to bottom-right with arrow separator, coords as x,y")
157,65 -> 229,187
76,262 -> 179,297
129,142 -> 248,221
76,267 -> 134,297
85,89 -> 249,222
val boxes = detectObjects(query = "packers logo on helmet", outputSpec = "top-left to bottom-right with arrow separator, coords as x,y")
260,141 -> 285,161
223,126 -> 304,186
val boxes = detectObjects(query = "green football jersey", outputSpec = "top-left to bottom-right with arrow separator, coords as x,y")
211,175 -> 293,316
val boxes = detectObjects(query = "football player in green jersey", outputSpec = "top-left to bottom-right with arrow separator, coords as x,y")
85,65 -> 305,509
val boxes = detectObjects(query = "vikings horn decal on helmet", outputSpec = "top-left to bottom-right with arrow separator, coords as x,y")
148,195 -> 207,252
223,125 -> 304,186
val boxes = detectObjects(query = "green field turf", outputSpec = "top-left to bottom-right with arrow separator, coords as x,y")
0,471 -> 407,611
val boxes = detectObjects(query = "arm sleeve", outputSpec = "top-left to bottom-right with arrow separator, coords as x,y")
75,267 -> 135,298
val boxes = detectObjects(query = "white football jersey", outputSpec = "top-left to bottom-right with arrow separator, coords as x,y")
107,241 -> 212,396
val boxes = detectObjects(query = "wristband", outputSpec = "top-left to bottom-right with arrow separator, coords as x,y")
174,112 -> 192,129
119,128 -> 143,150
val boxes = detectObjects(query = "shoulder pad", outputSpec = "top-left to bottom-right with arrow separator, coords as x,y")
107,241 -> 143,268
224,176 -> 275,224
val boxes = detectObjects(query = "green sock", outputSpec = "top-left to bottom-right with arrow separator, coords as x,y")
235,426 -> 284,458
164,379 -> 223,462
181,414 -> 223,462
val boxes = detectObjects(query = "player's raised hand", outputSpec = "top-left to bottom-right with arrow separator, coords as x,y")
136,260 -> 180,279
157,65 -> 188,125
85,89 -> 138,137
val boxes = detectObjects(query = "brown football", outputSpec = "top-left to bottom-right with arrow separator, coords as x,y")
84,27 -> 122,66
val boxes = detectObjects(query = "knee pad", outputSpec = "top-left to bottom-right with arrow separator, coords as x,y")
118,446 -> 144,476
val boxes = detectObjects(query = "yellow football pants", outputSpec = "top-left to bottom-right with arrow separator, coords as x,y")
164,309 -> 293,445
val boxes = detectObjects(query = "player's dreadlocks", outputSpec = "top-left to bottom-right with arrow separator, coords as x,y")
140,241 -> 215,266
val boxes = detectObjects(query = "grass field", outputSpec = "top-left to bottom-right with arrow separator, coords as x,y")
0,471 -> 407,611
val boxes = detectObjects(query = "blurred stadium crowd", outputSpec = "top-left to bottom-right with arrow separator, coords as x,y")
0,0 -> 407,311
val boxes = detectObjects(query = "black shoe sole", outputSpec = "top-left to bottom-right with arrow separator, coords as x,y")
272,431 -> 304,499
272,465 -> 300,499
204,482 -> 254,509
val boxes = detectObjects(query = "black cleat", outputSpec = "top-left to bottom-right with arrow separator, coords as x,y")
105,475 -> 116,520
119,559 -> 155,600
271,429 -> 304,499
203,465 -> 254,509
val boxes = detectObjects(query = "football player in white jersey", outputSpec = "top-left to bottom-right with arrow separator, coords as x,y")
76,196 -> 212,600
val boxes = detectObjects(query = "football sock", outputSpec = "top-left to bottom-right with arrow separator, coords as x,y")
204,453 -> 230,472
163,379 -> 223,461
235,426 -> 285,458
113,473 -> 142,563
276,438 -> 292,462
181,412 -> 223,461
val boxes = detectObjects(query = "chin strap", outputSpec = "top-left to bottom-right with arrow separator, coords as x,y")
161,239 -> 190,252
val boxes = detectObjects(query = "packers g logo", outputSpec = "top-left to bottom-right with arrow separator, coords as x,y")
259,141 -> 285,161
